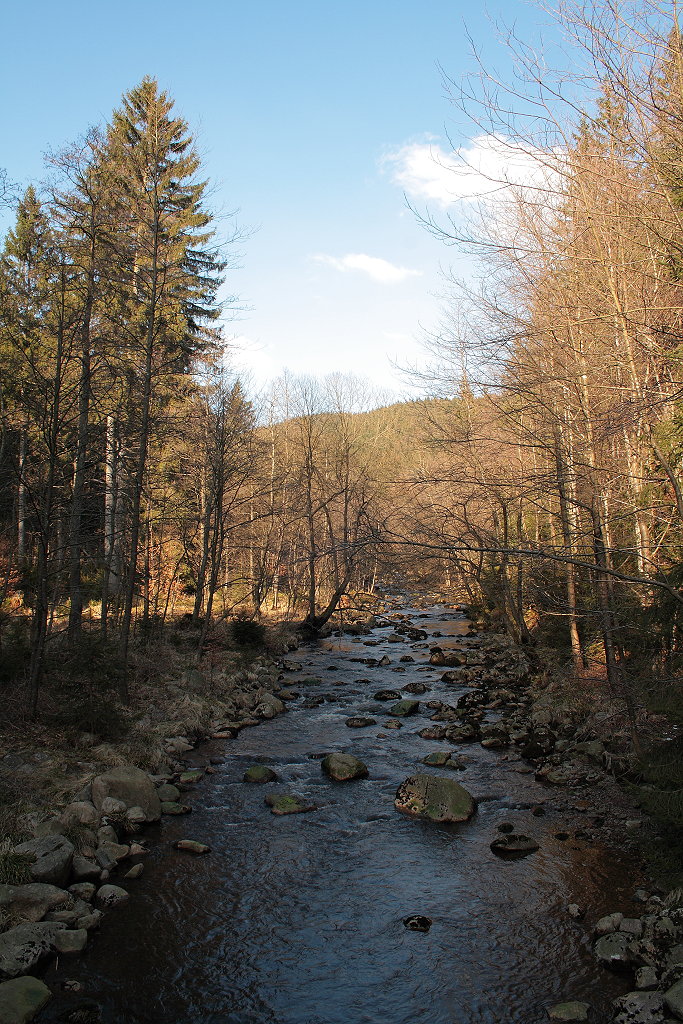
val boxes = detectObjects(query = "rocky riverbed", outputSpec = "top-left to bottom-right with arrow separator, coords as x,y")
1,599 -> 680,1024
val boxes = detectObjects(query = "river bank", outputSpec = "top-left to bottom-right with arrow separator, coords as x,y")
1,598 -> 681,1023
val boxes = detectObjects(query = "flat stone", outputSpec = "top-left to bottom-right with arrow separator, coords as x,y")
620,918 -> 644,937
13,836 -> 74,888
178,769 -> 204,785
345,717 -> 376,728
595,912 -> 624,936
635,967 -> 659,991
95,885 -> 129,908
547,1002 -> 590,1021
54,929 -> 87,955
394,774 -> 475,823
0,976 -> 52,1023
422,752 -> 451,766
175,840 -> 211,854
321,754 -> 368,781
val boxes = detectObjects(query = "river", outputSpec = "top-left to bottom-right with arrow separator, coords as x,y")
43,602 -> 641,1024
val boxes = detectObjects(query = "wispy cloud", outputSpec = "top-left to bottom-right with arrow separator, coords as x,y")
385,134 -> 558,207
313,252 -> 422,284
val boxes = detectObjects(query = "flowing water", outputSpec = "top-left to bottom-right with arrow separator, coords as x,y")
44,604 -> 642,1024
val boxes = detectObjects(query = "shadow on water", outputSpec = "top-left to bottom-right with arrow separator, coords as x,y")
43,605 -> 642,1024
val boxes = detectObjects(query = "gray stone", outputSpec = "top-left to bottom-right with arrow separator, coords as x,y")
595,912 -> 624,935
91,766 -> 161,823
95,885 -> 129,909
76,910 -> 102,931
96,826 -> 118,845
665,979 -> 683,1020
594,932 -> 635,971
547,1002 -> 590,1022
635,967 -> 659,991
96,842 -> 129,864
156,783 -> 181,802
0,884 -> 69,924
388,700 -> 420,717
0,922 -> 65,979
53,929 -> 87,955
13,836 -> 74,888
67,883 -> 95,902
321,753 -> 368,781
613,990 -> 665,1024
620,918 -> 644,937
253,695 -> 285,719
394,774 -> 475,823
100,796 -> 127,816
60,801 -> 100,828
124,863 -> 143,880
70,856 -> 101,883
243,765 -> 279,783
0,976 -> 52,1023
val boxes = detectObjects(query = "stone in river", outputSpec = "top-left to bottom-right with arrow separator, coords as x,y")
373,690 -> 401,701
490,834 -> 539,857
265,794 -> 317,816
388,700 -> 419,717
614,991 -> 665,1023
178,769 -> 204,785
403,682 -> 428,695
394,774 -> 475,823
422,751 -> 451,766
419,726 -> 447,741
243,765 -> 278,783
547,1002 -> 590,1021
160,801 -> 192,815
322,754 -> 368,781
0,976 -> 52,1023
175,840 -> 211,854
345,716 -> 376,728
403,915 -> 432,932
384,720 -> 402,729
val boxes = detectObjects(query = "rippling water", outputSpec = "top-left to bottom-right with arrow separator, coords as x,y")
43,605 -> 640,1024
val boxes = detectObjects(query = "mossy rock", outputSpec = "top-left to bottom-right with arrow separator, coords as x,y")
0,976 -> 52,1023
243,766 -> 278,784
161,802 -> 192,816
264,793 -> 316,815
388,700 -> 420,717
423,751 -> 451,767
321,753 -> 368,782
178,769 -> 204,785
394,774 -> 475,823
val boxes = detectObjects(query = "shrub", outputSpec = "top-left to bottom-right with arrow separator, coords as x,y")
229,613 -> 266,647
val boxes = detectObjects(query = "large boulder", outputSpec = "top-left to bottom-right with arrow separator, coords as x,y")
394,774 -> 476,823
322,754 -> 368,781
0,922 -> 65,979
92,766 -> 161,823
665,979 -> 683,1021
60,801 -> 100,828
0,884 -> 69,924
0,976 -> 52,1023
12,836 -> 74,888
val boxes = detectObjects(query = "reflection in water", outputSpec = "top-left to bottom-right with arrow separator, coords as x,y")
43,606 -> 639,1024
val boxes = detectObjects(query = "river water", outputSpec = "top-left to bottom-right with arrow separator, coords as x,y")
44,603 -> 641,1024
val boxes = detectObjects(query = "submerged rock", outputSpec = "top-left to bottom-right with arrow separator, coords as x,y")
345,717 -> 376,728
243,766 -> 278,783
490,834 -> 539,858
175,840 -> 211,855
547,1002 -> 590,1022
594,932 -> 635,971
394,774 -> 475,823
322,754 -> 368,781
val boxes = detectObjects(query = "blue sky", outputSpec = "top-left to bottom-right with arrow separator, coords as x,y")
1,0 -> 553,398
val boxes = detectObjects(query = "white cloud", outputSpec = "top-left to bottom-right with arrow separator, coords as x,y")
313,252 -> 422,284
227,334 -> 281,384
385,134 -> 559,207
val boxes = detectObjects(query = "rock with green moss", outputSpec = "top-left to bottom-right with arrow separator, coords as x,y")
178,769 -> 204,785
394,774 -> 475,823
388,700 -> 419,717
243,766 -> 278,784
264,794 -> 316,816
175,840 -> 211,855
160,802 -> 192,816
156,783 -> 181,803
0,976 -> 52,1023
322,754 -> 368,781
422,752 -> 451,767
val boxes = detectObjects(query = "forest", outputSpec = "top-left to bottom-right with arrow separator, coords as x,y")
2,4 -> 683,831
